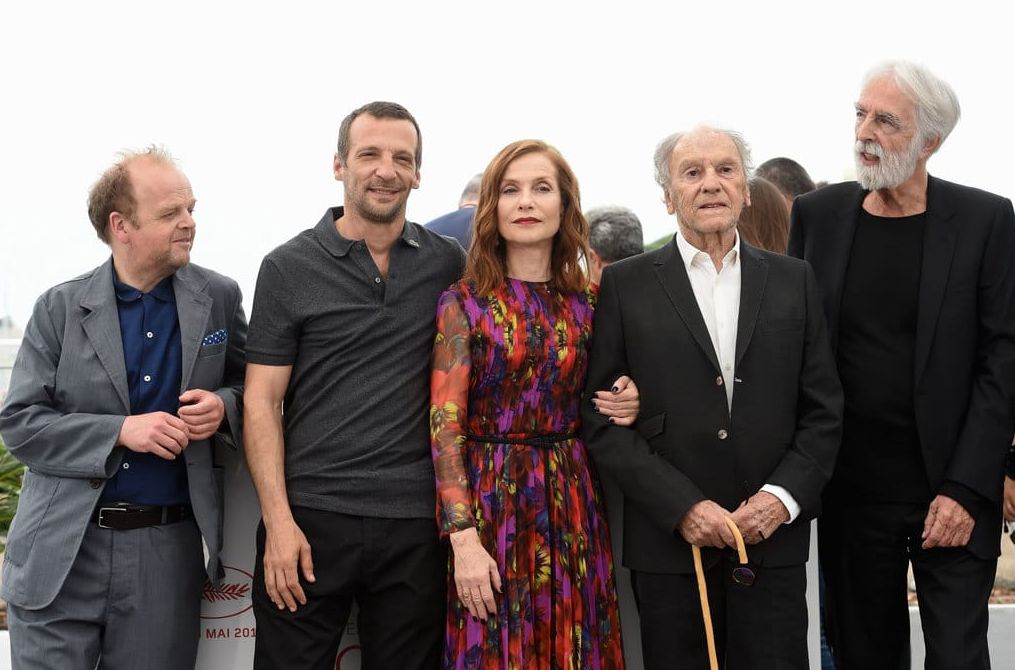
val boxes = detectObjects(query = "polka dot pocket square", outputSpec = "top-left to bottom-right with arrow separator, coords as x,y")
202,329 -> 228,346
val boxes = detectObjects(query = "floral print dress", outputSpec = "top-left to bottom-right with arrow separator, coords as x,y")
430,278 -> 624,670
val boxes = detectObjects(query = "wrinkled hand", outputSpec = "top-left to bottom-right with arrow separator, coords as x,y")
729,491 -> 789,545
678,500 -> 738,548
262,518 -> 316,612
118,411 -> 189,460
450,527 -> 501,621
592,375 -> 640,427
178,389 -> 225,440
922,495 -> 974,549
1004,477 -> 1015,524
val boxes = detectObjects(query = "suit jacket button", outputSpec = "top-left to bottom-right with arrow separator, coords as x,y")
717,429 -> 729,440
715,376 -> 724,386
89,479 -> 102,489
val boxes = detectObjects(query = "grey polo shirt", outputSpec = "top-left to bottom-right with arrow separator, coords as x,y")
246,207 -> 466,518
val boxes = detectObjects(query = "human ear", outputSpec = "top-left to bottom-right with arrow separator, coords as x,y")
333,153 -> 345,181
664,189 -> 675,215
109,212 -> 130,244
920,135 -> 942,159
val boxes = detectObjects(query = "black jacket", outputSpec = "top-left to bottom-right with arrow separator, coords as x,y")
582,239 -> 843,573
788,177 -> 1015,558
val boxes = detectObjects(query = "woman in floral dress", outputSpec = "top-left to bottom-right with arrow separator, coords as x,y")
430,139 -> 636,669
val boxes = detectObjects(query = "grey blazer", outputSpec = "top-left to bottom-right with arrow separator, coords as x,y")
0,259 -> 246,609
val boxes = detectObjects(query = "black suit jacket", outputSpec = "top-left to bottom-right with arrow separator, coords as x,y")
582,240 -> 843,574
788,177 -> 1015,558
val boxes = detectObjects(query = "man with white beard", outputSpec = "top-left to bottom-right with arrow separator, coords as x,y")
789,61 -> 1015,670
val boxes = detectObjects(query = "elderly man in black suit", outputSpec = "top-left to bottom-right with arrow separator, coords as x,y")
583,126 -> 843,670
789,61 -> 1015,670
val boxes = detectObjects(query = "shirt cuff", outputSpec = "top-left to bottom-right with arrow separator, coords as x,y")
760,484 -> 800,524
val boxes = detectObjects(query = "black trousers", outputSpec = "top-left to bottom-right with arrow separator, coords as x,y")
819,501 -> 995,670
252,507 -> 447,670
632,553 -> 808,670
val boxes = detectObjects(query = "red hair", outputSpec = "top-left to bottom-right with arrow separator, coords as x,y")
465,140 -> 589,296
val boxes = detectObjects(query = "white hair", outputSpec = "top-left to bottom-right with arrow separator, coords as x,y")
653,127 -> 753,196
863,61 -> 961,151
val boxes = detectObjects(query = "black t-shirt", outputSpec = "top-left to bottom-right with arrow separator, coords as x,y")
836,208 -> 931,502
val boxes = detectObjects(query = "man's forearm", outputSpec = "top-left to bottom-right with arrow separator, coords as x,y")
244,400 -> 294,530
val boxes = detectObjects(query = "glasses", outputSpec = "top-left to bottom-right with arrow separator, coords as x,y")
732,564 -> 756,587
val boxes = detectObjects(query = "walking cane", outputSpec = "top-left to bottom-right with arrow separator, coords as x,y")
692,516 -> 750,670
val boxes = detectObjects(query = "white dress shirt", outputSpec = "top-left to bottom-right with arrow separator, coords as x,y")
673,231 -> 800,522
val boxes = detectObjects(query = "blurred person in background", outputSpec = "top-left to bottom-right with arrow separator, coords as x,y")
586,205 -> 644,286
736,177 -> 790,253
426,173 -> 483,249
756,157 -> 816,213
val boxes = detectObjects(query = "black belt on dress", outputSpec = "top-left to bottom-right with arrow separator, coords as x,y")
91,503 -> 192,530
466,432 -> 576,447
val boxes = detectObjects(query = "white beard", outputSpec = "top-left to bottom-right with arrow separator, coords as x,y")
854,139 -> 921,190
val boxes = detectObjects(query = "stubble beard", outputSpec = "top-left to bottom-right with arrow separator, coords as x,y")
351,186 -> 408,225
164,247 -> 191,273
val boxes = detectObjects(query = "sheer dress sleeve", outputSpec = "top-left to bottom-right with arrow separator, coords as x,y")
430,289 -> 475,536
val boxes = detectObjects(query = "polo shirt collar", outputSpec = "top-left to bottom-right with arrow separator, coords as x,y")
112,273 -> 176,303
315,206 -> 422,257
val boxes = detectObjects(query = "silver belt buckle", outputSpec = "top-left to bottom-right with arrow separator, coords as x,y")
97,507 -> 127,529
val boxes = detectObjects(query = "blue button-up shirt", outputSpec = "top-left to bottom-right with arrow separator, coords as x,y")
100,274 -> 190,505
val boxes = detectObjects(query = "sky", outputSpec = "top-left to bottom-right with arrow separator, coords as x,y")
1,0 -> 1012,328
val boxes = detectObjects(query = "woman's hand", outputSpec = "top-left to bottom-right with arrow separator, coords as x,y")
591,375 -> 640,426
450,527 -> 501,621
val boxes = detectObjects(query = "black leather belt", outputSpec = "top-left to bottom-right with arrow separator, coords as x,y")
92,504 -> 192,530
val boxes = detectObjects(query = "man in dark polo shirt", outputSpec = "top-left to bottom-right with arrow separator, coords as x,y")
0,147 -> 246,669
243,101 -> 465,669
789,61 -> 1015,669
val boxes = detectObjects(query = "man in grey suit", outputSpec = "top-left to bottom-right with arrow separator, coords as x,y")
0,147 -> 247,670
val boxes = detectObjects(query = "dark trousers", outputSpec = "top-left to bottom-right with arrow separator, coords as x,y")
631,554 -> 808,670
252,507 -> 447,670
819,501 -> 995,670
8,519 -> 205,670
